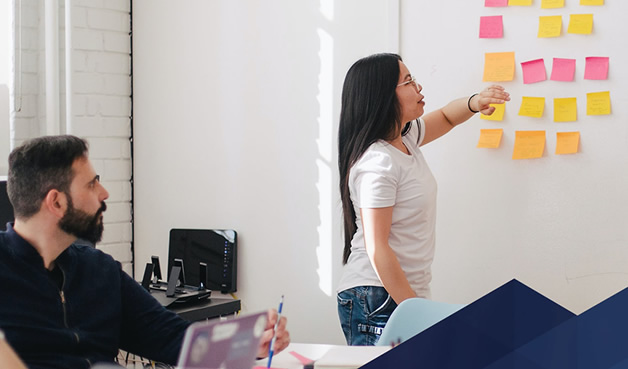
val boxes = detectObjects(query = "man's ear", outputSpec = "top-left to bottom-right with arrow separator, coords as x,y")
42,190 -> 68,219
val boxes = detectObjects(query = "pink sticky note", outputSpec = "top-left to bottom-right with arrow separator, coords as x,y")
584,56 -> 609,80
485,0 -> 508,6
290,351 -> 314,365
521,59 -> 547,84
550,58 -> 576,81
480,16 -> 504,38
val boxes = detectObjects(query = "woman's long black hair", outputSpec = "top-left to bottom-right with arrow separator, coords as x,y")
338,53 -> 404,265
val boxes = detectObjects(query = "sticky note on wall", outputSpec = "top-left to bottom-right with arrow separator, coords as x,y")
556,132 -> 580,155
481,103 -> 506,121
580,0 -> 603,5
483,52 -> 515,82
568,14 -> 593,34
587,91 -> 611,115
509,0 -> 532,5
513,131 -> 545,160
550,58 -> 576,81
542,0 -> 565,8
554,98 -> 578,122
477,129 -> 504,148
584,56 -> 609,80
538,16 -> 562,37
485,0 -> 508,6
519,97 -> 545,118
521,59 -> 547,84
480,16 -> 503,38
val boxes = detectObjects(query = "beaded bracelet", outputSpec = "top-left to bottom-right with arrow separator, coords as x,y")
468,93 -> 479,113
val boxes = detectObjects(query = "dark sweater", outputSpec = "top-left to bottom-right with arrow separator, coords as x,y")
0,223 -> 191,369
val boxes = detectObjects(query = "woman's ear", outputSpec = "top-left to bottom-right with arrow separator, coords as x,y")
42,190 -> 68,219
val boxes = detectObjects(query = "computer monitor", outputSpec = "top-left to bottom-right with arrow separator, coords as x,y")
0,178 -> 14,231
168,229 -> 237,293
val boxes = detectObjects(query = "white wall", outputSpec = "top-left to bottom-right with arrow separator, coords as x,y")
400,1 -> 628,314
133,0 -> 398,344
9,0 -> 133,272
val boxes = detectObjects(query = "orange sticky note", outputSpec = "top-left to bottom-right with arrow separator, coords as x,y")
568,14 -> 593,34
542,0 -> 565,8
556,132 -> 580,154
509,0 -> 533,5
580,0 -> 603,5
513,131 -> 545,160
477,129 -> 504,148
587,91 -> 611,115
554,97 -> 578,122
518,97 -> 545,118
483,52 -> 515,82
481,103 -> 506,121
538,16 -> 562,38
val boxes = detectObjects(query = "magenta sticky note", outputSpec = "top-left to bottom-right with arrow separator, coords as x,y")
485,0 -> 508,6
521,59 -> 547,84
480,16 -> 504,38
584,56 -> 609,80
550,58 -> 576,81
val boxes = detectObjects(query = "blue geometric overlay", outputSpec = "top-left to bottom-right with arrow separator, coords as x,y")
361,279 -> 628,369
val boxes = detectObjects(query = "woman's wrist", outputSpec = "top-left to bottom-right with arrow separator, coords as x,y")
467,93 -> 479,113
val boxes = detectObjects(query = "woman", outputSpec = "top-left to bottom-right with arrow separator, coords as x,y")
336,53 -> 509,345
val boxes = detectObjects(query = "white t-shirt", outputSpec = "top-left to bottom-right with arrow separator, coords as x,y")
337,119 -> 437,297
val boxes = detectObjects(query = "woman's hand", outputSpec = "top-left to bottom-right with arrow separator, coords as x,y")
471,85 -> 510,116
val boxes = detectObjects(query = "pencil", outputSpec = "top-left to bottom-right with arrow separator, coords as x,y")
266,295 -> 284,368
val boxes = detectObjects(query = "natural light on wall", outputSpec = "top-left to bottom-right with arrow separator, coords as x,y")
0,0 -> 11,175
315,0 -> 334,297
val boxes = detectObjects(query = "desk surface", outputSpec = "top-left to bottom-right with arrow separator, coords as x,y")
254,343 -> 390,369
168,293 -> 241,321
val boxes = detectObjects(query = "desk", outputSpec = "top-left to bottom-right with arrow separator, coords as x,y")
254,343 -> 389,369
168,293 -> 241,321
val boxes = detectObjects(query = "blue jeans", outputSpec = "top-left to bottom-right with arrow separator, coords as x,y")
337,286 -> 397,346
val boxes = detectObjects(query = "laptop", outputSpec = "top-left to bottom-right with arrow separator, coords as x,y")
177,311 -> 267,369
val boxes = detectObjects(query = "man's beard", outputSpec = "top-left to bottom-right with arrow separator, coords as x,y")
58,195 -> 107,245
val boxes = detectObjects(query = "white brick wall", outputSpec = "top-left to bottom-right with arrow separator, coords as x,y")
10,0 -> 133,272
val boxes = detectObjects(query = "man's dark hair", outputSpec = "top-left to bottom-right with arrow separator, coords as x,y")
7,135 -> 89,219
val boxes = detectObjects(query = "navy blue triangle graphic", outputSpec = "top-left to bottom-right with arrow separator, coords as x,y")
577,286 -> 628,369
362,280 -> 575,369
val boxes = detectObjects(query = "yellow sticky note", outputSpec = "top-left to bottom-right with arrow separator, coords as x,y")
538,16 -> 562,38
556,132 -> 580,154
587,91 -> 611,115
480,103 -> 506,121
568,14 -> 593,34
554,97 -> 577,122
513,131 -> 545,160
542,0 -> 564,8
509,0 -> 533,5
477,129 -> 504,148
483,52 -> 515,82
518,97 -> 545,118
580,0 -> 603,5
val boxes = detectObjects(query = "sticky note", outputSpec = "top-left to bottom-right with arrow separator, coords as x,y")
480,16 -> 503,38
554,97 -> 577,122
481,103 -> 506,121
556,132 -> 580,155
538,16 -> 562,38
542,0 -> 565,8
521,59 -> 547,84
568,14 -> 593,34
509,0 -> 532,5
518,97 -> 545,118
477,129 -> 504,148
580,0 -> 603,5
584,56 -> 609,80
587,91 -> 611,115
483,52 -> 515,82
550,58 -> 576,81
513,131 -> 545,160
486,0 -> 508,6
